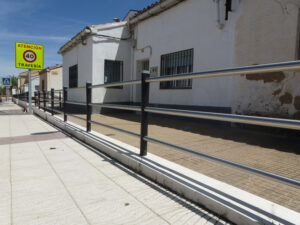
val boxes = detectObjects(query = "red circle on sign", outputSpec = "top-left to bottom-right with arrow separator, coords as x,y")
23,50 -> 37,63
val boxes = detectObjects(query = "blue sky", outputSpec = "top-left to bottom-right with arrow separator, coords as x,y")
0,0 -> 157,78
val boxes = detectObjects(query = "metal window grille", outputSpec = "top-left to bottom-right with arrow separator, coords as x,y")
104,60 -> 123,88
160,49 -> 193,89
69,64 -> 78,88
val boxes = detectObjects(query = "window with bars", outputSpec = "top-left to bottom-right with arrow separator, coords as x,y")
69,64 -> 78,88
160,49 -> 193,89
104,60 -> 123,88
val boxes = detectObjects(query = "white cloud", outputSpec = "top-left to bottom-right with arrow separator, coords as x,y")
0,0 -> 42,16
0,31 -> 69,42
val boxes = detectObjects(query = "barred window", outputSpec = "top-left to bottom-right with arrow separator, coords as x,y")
69,64 -> 78,88
160,49 -> 193,89
104,60 -> 123,88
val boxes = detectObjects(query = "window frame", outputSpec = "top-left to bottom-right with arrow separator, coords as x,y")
69,64 -> 78,88
104,59 -> 124,89
160,48 -> 194,90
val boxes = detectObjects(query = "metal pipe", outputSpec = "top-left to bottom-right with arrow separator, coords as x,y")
216,0 -> 224,29
145,107 -> 300,130
28,69 -> 32,113
146,61 -> 300,83
67,86 -> 86,90
91,79 -> 141,89
89,120 -> 140,137
140,71 -> 150,156
86,82 -> 92,132
65,101 -> 86,106
90,103 -> 141,112
144,136 -> 300,188
52,108 -> 64,114
63,87 -> 68,122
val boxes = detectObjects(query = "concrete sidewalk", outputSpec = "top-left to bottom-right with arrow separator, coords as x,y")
0,103 -> 229,225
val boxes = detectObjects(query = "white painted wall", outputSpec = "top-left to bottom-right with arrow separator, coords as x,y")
62,37 -> 93,102
24,76 -> 39,95
91,22 -> 132,103
132,0 -> 241,108
48,67 -> 63,91
233,0 -> 300,119
61,0 -> 300,118
62,22 -> 132,104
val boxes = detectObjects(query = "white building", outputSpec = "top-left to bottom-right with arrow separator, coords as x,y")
23,76 -> 40,96
58,0 -> 300,119
39,64 -> 63,91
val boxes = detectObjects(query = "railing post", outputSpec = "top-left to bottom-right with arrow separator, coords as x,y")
34,92 -> 36,106
51,88 -> 54,116
59,91 -> 62,110
38,91 -> 40,109
140,71 -> 150,156
86,82 -> 92,132
43,90 -> 46,112
63,87 -> 68,122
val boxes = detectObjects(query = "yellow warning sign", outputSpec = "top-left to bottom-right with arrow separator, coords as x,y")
15,42 -> 44,70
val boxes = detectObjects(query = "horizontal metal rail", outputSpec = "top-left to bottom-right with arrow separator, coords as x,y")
40,106 -> 52,111
52,108 -> 64,114
145,107 -> 300,131
144,136 -> 300,188
146,60 -> 300,83
65,101 -> 86,106
66,113 -> 86,122
67,86 -> 86,90
91,79 -> 141,88
89,120 -> 140,137
90,103 -> 141,112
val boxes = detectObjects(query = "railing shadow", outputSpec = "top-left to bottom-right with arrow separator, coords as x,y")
99,110 -> 300,155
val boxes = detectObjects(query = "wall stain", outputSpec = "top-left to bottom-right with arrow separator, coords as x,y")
294,96 -> 300,110
245,72 -> 285,83
272,89 -> 282,96
279,92 -> 292,105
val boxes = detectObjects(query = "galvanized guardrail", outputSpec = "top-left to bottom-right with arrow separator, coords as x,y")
15,60 -> 300,188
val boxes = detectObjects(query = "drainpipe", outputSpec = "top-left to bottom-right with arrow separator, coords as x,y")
135,45 -> 152,58
216,0 -> 224,29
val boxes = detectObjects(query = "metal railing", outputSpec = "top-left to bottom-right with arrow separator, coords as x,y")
14,60 -> 300,188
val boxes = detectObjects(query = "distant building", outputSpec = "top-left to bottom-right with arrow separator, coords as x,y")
39,64 -> 63,91
18,70 -> 40,94
58,0 -> 300,119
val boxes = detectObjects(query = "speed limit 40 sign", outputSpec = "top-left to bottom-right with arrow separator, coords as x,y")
15,42 -> 44,69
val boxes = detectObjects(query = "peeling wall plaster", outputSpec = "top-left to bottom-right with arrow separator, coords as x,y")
233,0 -> 300,118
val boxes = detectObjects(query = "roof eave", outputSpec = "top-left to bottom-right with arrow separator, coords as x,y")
58,27 -> 92,55
128,0 -> 185,26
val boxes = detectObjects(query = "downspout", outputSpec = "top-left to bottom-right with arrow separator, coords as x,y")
135,45 -> 152,58
216,0 -> 224,29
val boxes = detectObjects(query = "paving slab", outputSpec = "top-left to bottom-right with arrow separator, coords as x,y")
0,103 -> 228,225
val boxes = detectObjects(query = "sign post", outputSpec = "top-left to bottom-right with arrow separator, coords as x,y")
1,77 -> 12,101
15,42 -> 44,113
6,87 -> 10,101
28,70 -> 32,112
